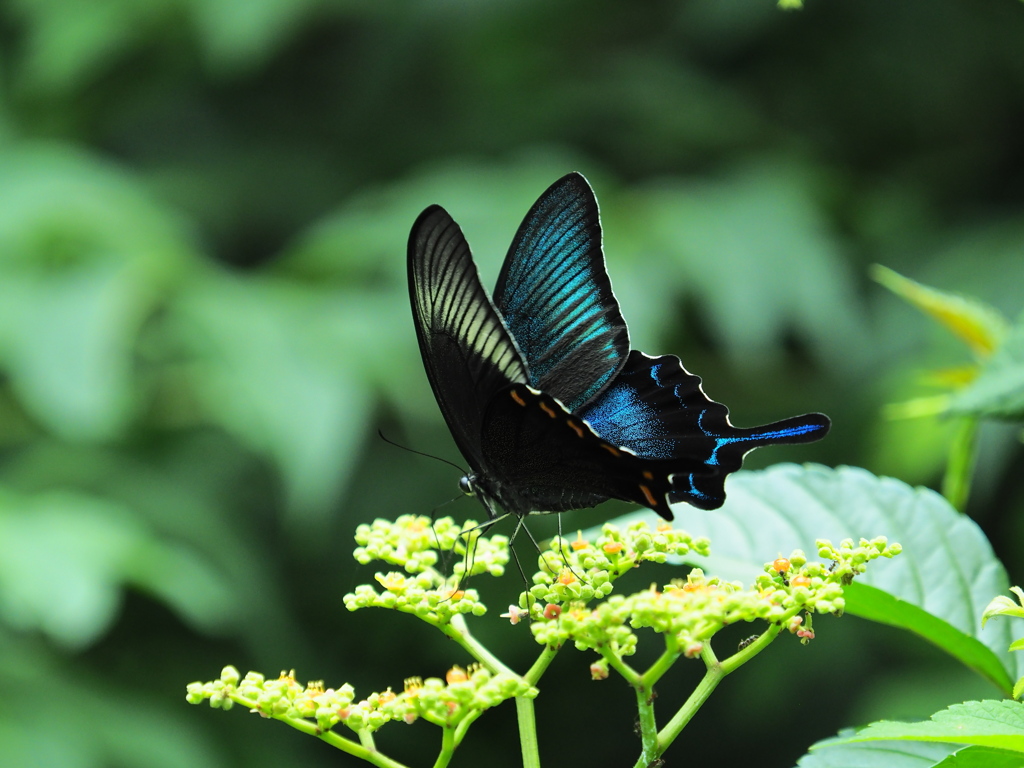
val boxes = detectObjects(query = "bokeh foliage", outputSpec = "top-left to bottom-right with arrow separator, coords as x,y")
1,1 -> 1023,766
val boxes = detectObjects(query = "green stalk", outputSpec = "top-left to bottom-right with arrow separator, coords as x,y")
943,417 -> 978,512
641,638 -> 681,689
452,709 -> 483,749
633,622 -> 789,766
524,644 -> 561,686
517,694 -> 542,768
432,727 -> 456,768
648,643 -> 724,762
443,614 -> 517,677
227,692 -> 409,768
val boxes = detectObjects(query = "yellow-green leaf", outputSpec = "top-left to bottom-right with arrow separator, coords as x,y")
872,265 -> 1008,357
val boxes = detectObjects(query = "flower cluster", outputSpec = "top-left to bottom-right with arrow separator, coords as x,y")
530,570 -> 747,654
353,515 -> 509,578
345,515 -> 511,623
186,664 -> 535,733
527,536 -> 902,654
344,575 -> 487,623
524,520 -> 711,607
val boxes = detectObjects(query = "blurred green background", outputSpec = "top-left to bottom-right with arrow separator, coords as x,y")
1,0 -> 1023,766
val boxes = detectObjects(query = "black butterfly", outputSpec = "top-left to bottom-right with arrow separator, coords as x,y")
408,173 -> 829,521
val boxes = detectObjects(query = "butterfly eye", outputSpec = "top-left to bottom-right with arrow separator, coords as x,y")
459,476 -> 476,497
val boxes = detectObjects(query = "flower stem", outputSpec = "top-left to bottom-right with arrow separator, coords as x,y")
719,622 -> 784,675
524,644 -> 560,686
452,709 -> 483,748
227,692 -> 409,768
601,647 -> 641,686
646,644 -> 724,763
641,638 -> 681,689
443,614 -> 517,677
516,694 -> 542,768
432,727 -> 455,768
634,622 -> 788,766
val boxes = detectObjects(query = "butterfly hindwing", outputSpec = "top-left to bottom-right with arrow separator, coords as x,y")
578,351 -> 831,510
478,383 -> 708,519
493,173 -> 629,412
408,205 -> 529,470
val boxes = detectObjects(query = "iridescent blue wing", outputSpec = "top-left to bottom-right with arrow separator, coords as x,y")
408,205 -> 529,471
578,351 -> 831,511
493,173 -> 629,412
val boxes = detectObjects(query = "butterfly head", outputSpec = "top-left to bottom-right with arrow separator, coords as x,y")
459,473 -> 509,520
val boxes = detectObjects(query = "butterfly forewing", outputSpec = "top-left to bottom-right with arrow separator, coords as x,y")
409,205 -> 529,468
493,173 -> 629,412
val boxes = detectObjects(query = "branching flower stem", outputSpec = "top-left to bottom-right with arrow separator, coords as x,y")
433,726 -> 455,768
443,613 -> 553,768
524,645 -> 560,685
442,614 -> 516,676
635,620 -> 790,766
600,647 -> 641,685
224,691 -> 410,768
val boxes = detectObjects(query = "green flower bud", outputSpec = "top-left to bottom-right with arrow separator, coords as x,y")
185,683 -> 206,704
345,706 -> 367,731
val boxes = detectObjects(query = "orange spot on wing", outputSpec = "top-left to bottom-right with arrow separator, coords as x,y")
639,484 -> 658,507
539,402 -> 557,418
601,444 -> 621,457
568,421 -> 585,438
643,471 -> 654,480
510,390 -> 526,407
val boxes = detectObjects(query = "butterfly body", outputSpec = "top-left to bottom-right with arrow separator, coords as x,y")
409,173 -> 830,521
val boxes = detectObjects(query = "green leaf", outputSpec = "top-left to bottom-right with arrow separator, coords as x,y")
869,366 -> 965,486
797,735 -> 956,768
0,144 -> 196,440
844,583 -> 1012,692
949,321 -> 1024,419
983,588 -> 1024,626
185,0 -> 317,73
171,271 -> 377,527
620,162 -> 868,370
871,265 -> 1008,358
932,745 -> 1024,767
0,635 -> 222,768
839,700 -> 1024,752
0,487 -> 237,648
9,0 -> 169,94
798,736 -> 1022,768
622,464 -> 1022,691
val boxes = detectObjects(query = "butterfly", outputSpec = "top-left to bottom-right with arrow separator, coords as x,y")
408,172 -> 830,521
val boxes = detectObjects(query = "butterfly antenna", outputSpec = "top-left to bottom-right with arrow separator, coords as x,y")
377,430 -> 467,475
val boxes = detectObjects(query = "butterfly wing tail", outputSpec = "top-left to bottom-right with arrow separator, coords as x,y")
669,412 -> 831,509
